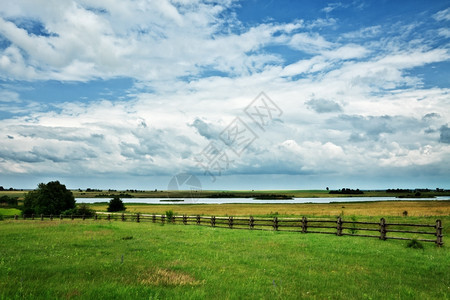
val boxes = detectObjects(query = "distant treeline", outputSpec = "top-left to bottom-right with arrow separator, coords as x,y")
386,188 -> 447,193
0,195 -> 18,207
329,188 -> 364,195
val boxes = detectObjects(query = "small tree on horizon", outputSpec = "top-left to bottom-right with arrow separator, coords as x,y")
107,196 -> 126,212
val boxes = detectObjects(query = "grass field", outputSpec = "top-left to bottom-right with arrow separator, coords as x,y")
0,219 -> 449,299
87,200 -> 450,217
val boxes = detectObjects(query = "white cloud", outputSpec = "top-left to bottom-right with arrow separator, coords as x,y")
433,7 -> 450,22
0,0 -> 449,188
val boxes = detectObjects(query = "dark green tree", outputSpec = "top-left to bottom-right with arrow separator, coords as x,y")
23,181 -> 75,215
107,196 -> 126,212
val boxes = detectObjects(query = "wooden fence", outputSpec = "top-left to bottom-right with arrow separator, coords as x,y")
10,213 -> 444,247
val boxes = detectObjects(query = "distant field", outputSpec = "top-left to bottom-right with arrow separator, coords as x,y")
72,189 -> 450,198
2,189 -> 450,201
0,219 -> 448,299
88,200 -> 450,217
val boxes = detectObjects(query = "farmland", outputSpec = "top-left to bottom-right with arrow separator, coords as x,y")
0,218 -> 449,299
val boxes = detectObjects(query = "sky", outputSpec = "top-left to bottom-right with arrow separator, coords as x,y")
0,0 -> 449,191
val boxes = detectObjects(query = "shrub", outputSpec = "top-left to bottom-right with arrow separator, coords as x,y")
350,216 -> 358,234
107,196 -> 126,212
406,239 -> 424,249
165,210 -> 174,223
62,203 -> 96,217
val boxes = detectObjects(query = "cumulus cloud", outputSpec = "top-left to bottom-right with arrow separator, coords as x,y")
0,1 -> 449,188
306,98 -> 342,113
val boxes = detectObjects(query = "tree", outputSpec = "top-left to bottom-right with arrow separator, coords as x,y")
107,196 -> 126,212
23,181 -> 75,215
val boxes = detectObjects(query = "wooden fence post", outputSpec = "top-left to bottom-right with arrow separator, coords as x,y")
50,214 -> 53,221
228,216 -> 233,229
152,214 -> 156,223
161,215 -> 165,224
273,217 -> 279,231
107,214 -> 111,221
183,215 -> 187,225
31,214 -> 35,220
337,217 -> 343,236
196,215 -> 200,225
82,214 -> 86,221
136,213 -> 140,223
94,214 -> 98,221
71,214 -> 74,220
60,214 -> 63,220
249,216 -> 255,229
379,218 -> 386,240
41,214 -> 44,221
436,219 -> 443,247
14,214 -> 18,220
121,213 -> 125,221
302,217 -> 308,233
211,216 -> 216,227
23,214 -> 26,220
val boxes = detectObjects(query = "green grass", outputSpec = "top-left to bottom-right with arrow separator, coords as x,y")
0,208 -> 21,216
1,219 -> 449,299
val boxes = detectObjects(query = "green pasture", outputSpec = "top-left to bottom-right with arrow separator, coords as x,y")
0,218 -> 449,299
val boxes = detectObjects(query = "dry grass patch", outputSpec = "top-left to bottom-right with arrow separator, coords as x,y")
139,268 -> 203,286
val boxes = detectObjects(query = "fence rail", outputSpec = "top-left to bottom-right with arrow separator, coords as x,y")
7,213 -> 443,247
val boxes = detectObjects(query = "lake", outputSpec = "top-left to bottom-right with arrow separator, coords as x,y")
76,196 -> 450,204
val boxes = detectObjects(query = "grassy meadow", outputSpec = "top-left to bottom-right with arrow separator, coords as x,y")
1,219 -> 449,299
87,200 -> 450,217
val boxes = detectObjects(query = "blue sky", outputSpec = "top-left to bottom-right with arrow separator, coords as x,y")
0,0 -> 449,190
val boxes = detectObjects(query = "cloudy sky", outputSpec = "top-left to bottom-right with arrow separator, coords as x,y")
0,0 -> 449,190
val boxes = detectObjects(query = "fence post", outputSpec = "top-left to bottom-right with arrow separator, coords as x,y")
60,214 -> 63,220
23,214 -> 26,220
121,213 -> 125,221
273,217 -> 279,231
337,217 -> 343,236
50,214 -> 53,221
379,218 -> 386,240
32,214 -> 35,220
94,214 -> 98,221
40,214 -> 44,221
436,219 -> 443,247
183,215 -> 187,225
136,213 -> 140,223
228,216 -> 233,229
302,217 -> 308,233
249,216 -> 255,229
211,216 -> 216,227
196,215 -> 200,225
161,215 -> 165,224
152,214 -> 156,223
82,214 -> 85,221
14,214 -> 18,220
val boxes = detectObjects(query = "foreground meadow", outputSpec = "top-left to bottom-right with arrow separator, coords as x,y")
1,219 -> 449,299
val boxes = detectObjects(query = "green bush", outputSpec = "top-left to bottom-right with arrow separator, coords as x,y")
62,203 -> 96,217
165,210 -> 174,223
406,239 -> 424,249
107,196 -> 126,212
